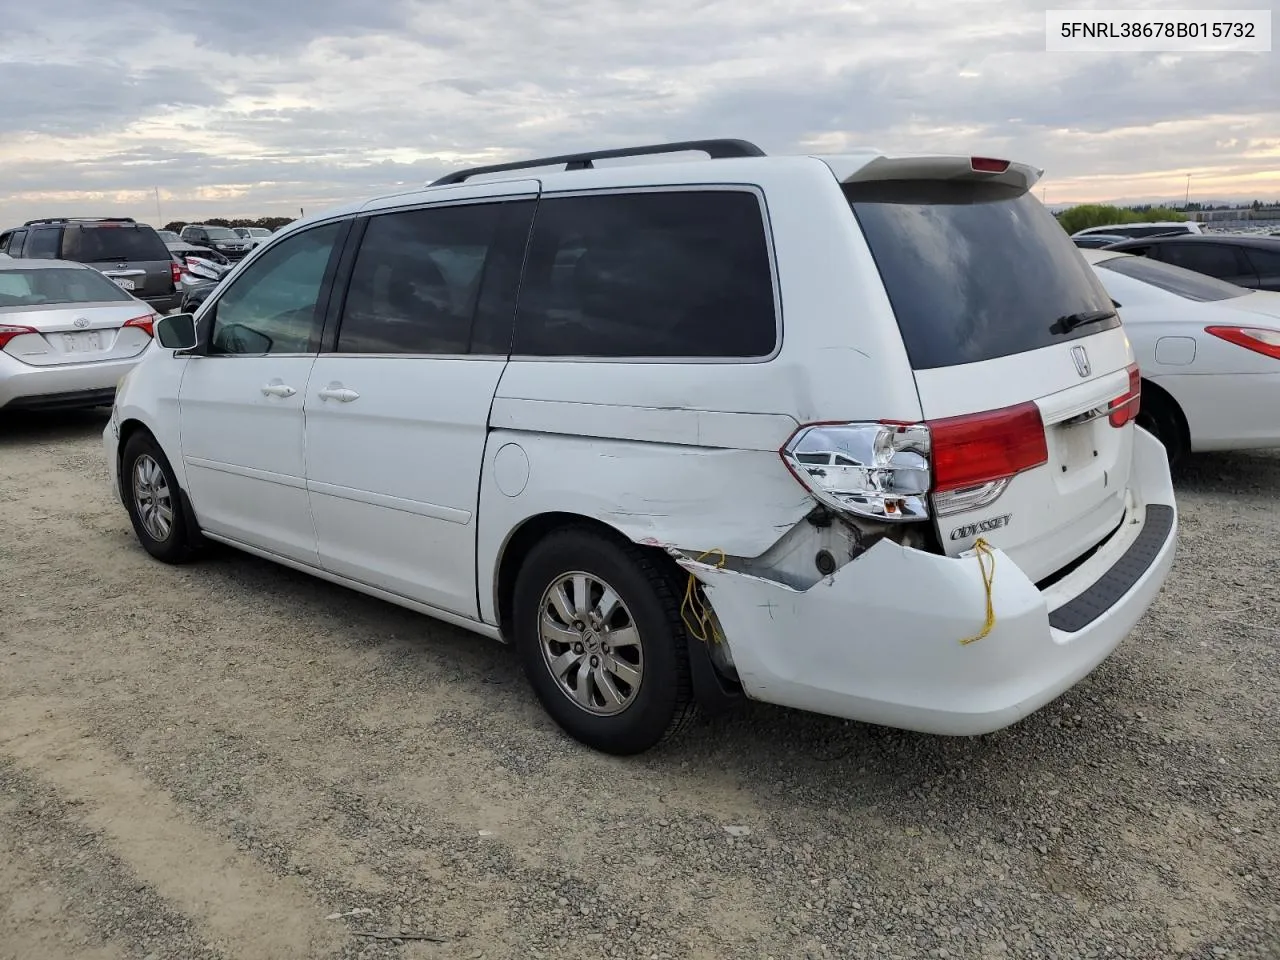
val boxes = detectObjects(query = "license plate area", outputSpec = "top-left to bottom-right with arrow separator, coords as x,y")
61,331 -> 102,353
111,277 -> 136,291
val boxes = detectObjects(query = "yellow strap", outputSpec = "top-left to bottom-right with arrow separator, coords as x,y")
682,548 -> 726,644
958,537 -> 997,645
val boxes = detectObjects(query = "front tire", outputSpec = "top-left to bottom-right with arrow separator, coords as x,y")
121,432 -> 201,563
512,528 -> 696,755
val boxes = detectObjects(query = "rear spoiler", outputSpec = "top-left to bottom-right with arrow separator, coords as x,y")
824,155 -> 1044,195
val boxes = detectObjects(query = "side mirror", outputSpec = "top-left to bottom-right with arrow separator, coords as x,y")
156,313 -> 198,350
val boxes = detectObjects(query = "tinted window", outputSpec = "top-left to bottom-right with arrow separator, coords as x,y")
1094,255 -> 1249,301
209,222 -> 343,355
5,230 -> 27,255
511,191 -> 776,358
0,267 -> 134,307
848,184 -> 1116,370
25,229 -> 60,259
1158,242 -> 1247,278
62,225 -> 170,263
202,227 -> 240,241
337,201 -> 532,355
1244,246 -> 1280,276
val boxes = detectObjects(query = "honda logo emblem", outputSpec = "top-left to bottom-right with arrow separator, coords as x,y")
1070,345 -> 1091,378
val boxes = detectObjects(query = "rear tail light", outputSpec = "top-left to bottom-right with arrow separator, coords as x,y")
970,156 -> 1011,174
1108,362 -> 1142,427
781,401 -> 1051,522
123,314 -> 156,337
1205,325 -> 1280,361
0,324 -> 38,349
170,261 -> 182,285
780,423 -> 931,521
929,401 -> 1048,516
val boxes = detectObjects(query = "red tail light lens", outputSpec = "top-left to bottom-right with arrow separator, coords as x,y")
1205,325 -> 1280,361
970,156 -> 1011,174
0,324 -> 38,349
170,261 -> 182,285
928,401 -> 1048,494
1108,363 -> 1142,427
123,314 -> 156,338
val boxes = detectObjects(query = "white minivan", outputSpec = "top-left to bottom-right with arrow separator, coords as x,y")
105,140 -> 1178,755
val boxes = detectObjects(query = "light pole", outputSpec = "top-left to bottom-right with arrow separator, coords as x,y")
1185,173 -> 1192,210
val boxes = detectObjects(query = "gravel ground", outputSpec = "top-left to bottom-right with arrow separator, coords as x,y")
1,409 -> 1277,960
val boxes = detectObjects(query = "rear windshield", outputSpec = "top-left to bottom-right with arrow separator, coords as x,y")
847,183 -> 1118,370
62,225 -> 170,263
1094,254 -> 1250,301
0,267 -> 134,307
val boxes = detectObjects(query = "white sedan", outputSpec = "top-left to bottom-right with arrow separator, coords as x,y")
0,259 -> 158,412
1085,248 -> 1280,463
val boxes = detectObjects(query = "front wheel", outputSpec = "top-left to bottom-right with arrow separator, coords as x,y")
121,432 -> 202,563
512,528 -> 696,755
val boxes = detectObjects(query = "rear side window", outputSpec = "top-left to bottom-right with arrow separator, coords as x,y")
5,230 -> 28,255
1158,242 -> 1249,279
512,190 -> 777,358
1094,255 -> 1249,301
847,184 -> 1117,370
24,229 -> 61,259
1244,246 -> 1280,276
337,200 -> 533,355
62,225 -> 170,263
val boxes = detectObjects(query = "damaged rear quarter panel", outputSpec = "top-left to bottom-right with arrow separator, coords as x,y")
475,417 -> 814,625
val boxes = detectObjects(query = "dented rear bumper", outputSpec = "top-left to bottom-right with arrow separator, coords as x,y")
675,428 -> 1177,736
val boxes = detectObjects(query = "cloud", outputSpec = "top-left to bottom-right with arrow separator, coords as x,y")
1,0 -> 1277,224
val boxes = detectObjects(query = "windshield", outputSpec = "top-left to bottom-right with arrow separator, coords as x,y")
847,183 -> 1118,370
62,225 -> 170,263
1094,254 -> 1251,302
0,267 -> 134,307
205,227 -> 239,240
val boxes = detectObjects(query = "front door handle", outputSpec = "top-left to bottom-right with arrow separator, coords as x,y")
261,382 -> 296,398
317,385 -> 360,403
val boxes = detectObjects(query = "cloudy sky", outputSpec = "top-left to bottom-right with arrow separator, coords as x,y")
1,0 -> 1276,224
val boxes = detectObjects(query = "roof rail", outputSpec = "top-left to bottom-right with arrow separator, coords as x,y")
431,139 -> 766,187
23,216 -> 137,226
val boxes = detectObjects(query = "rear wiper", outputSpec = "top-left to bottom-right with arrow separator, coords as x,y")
1050,309 -> 1117,335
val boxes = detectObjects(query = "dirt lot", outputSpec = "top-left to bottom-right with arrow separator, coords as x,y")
1,410 -> 1277,960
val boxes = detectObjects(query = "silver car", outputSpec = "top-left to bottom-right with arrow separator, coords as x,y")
0,259 -> 158,411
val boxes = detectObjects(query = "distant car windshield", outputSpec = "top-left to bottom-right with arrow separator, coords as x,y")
62,225 -> 170,263
1095,255 -> 1250,302
204,227 -> 240,241
0,267 -> 134,307
157,230 -> 181,242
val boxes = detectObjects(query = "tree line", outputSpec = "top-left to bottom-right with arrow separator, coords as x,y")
161,216 -> 295,233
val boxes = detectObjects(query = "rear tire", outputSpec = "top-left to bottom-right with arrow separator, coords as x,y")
512,528 -> 696,755
1136,388 -> 1188,467
121,431 -> 201,564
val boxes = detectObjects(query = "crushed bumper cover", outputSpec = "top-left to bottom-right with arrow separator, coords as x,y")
675,428 -> 1178,736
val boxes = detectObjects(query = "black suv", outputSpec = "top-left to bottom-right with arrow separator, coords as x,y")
1103,234 -> 1280,292
0,217 -> 180,313
179,224 -> 253,260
